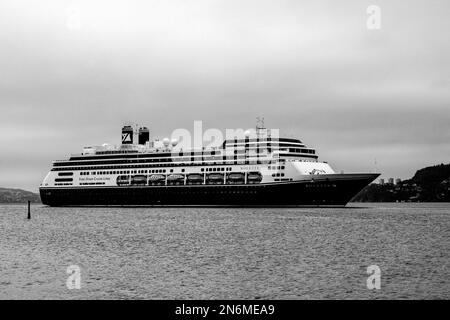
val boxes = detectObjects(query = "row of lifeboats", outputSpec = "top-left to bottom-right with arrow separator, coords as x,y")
116,172 -> 262,186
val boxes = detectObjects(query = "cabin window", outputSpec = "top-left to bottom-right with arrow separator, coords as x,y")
58,172 -> 73,176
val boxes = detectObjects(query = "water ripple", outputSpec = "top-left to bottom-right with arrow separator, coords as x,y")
0,203 -> 449,299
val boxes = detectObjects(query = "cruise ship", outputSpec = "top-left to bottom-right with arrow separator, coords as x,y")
39,123 -> 379,206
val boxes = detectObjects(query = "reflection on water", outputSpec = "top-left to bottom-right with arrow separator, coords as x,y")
0,203 -> 449,299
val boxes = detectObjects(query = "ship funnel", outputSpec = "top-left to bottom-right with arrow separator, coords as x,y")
121,125 -> 134,145
138,127 -> 150,145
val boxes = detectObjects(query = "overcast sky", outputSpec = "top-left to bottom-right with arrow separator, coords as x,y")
1,0 -> 449,191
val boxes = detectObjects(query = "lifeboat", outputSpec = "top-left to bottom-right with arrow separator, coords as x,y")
167,174 -> 185,185
247,171 -> 262,184
148,174 -> 165,186
116,175 -> 130,186
227,172 -> 245,180
227,172 -> 245,184
206,173 -> 224,184
187,174 -> 203,185
148,174 -> 165,181
131,175 -> 147,186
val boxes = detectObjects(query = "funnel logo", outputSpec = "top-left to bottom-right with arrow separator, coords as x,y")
122,133 -> 131,143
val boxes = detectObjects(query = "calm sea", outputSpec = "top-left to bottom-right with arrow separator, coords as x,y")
0,203 -> 449,299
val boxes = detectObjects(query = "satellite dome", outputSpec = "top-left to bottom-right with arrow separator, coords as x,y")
244,130 -> 251,137
171,138 -> 178,146
163,138 -> 170,146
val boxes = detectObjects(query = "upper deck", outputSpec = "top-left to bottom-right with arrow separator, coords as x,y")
51,124 -> 319,170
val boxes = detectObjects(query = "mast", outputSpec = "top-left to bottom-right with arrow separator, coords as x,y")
256,117 -> 267,138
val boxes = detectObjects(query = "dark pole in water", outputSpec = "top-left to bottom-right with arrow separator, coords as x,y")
27,200 -> 31,219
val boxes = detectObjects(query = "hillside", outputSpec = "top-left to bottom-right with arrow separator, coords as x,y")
352,163 -> 450,202
0,188 -> 41,203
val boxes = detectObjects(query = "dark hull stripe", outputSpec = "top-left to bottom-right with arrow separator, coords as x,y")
39,174 -> 379,207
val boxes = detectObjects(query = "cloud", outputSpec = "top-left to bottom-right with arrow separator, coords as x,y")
0,0 -> 449,190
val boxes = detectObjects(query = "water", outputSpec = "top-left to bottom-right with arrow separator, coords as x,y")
0,203 -> 449,299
